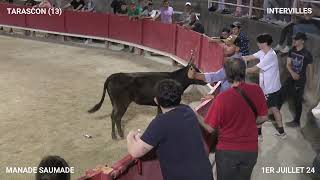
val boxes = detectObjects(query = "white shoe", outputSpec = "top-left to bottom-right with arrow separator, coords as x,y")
274,132 -> 287,139
280,46 -> 290,53
312,102 -> 320,120
258,135 -> 263,142
274,44 -> 282,51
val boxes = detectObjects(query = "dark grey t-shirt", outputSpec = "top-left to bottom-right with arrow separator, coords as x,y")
141,104 -> 213,180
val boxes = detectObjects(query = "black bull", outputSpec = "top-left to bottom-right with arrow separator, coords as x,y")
88,63 -> 206,139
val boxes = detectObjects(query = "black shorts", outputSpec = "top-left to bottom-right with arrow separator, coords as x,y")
265,90 -> 280,108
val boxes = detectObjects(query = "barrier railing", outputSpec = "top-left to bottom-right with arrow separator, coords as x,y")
0,3 -> 224,179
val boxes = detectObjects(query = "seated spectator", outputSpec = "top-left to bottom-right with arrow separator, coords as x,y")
262,0 -> 279,22
35,155 -> 70,180
177,2 -> 193,25
117,1 -> 128,15
274,13 -> 320,53
154,0 -> 174,24
127,0 -> 142,20
127,79 -> 213,180
204,58 -> 268,180
82,0 -> 95,12
183,13 -> 204,34
234,0 -> 242,17
140,2 -> 158,19
230,21 -> 249,56
71,0 -> 85,11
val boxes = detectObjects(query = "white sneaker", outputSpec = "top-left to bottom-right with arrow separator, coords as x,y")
312,102 -> 320,120
274,44 -> 282,51
280,46 -> 290,53
258,135 -> 263,142
274,132 -> 287,139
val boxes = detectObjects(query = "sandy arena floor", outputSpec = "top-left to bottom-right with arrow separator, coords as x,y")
0,34 -> 317,180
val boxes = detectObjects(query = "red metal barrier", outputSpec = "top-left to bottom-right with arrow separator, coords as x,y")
199,36 -> 224,72
175,26 -> 202,66
26,9 -> 65,32
65,11 -> 108,37
0,4 -> 26,27
142,20 -> 176,54
109,15 -> 142,44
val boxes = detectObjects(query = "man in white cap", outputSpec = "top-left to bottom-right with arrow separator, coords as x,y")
178,2 -> 195,26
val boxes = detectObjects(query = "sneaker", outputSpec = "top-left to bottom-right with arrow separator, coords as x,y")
285,121 -> 300,128
274,44 -> 282,51
258,135 -> 263,142
274,132 -> 287,139
280,46 -> 290,53
312,103 -> 320,120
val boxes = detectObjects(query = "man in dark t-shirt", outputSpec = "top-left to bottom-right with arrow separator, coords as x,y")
127,79 -> 213,180
279,32 -> 313,127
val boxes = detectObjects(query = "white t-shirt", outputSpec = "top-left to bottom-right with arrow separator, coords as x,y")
254,49 -> 281,94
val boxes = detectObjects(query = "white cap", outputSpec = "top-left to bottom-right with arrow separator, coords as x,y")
185,2 -> 191,6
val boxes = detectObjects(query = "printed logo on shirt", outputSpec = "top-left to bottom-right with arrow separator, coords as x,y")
291,52 -> 304,74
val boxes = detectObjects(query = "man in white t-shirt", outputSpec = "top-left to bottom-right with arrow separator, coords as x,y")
242,33 -> 286,141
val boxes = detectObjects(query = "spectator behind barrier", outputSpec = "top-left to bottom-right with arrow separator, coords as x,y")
177,2 -> 193,26
140,2 -> 158,19
274,11 -> 320,53
82,0 -> 95,12
188,36 -> 242,101
35,155 -> 70,180
116,1 -> 128,15
230,21 -> 249,56
183,13 -> 204,34
127,79 -> 214,180
25,0 -> 38,6
70,0 -> 85,11
111,0 -> 124,14
209,35 -> 241,58
33,0 -> 52,8
204,58 -> 268,180
243,33 -> 286,141
219,27 -> 231,39
128,0 -> 142,20
278,32 -> 314,128
154,0 -> 174,24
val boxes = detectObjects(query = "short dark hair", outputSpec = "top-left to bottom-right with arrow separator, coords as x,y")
156,79 -> 182,108
224,58 -> 246,83
36,156 -> 70,180
256,33 -> 273,46
221,27 -> 230,33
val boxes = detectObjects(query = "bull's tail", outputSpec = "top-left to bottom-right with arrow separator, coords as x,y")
88,78 -> 109,113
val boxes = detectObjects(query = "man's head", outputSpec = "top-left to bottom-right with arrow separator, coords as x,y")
293,32 -> 307,48
155,79 -> 183,108
120,2 -> 127,11
220,27 -> 230,39
147,2 -> 153,10
130,1 -> 136,10
224,58 -> 246,83
162,0 -> 169,7
256,33 -> 273,50
230,21 -> 241,35
185,2 -> 192,12
35,156 -> 70,180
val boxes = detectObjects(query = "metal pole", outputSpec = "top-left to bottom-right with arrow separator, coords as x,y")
249,0 -> 253,18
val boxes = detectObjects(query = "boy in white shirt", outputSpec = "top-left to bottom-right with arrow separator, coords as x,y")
243,33 -> 286,140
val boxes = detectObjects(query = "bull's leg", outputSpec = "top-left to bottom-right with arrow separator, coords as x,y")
113,101 -> 130,139
111,110 -> 117,139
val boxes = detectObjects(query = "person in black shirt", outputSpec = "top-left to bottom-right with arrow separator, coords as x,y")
127,79 -> 213,180
184,13 -> 204,34
71,0 -> 85,11
117,1 -> 128,15
279,32 -> 314,128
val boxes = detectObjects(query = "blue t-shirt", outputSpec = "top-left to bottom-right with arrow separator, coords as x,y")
141,105 -> 213,180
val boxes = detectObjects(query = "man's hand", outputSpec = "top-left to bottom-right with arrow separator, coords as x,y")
291,72 -> 300,80
201,94 -> 215,102
127,130 -> 140,140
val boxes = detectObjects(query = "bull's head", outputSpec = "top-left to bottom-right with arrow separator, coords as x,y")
174,50 -> 207,90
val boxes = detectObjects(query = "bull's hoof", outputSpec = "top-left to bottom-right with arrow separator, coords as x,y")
111,133 -> 117,140
119,132 -> 124,139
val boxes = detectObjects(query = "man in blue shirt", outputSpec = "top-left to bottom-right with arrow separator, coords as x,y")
127,79 -> 213,180
230,21 -> 249,56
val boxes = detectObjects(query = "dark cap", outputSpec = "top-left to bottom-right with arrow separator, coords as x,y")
294,32 -> 307,40
230,21 -> 241,28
